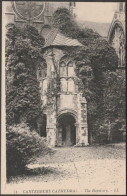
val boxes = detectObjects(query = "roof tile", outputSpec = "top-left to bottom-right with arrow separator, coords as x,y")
43,28 -> 83,48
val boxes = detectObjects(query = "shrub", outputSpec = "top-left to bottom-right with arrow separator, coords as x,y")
6,123 -> 55,177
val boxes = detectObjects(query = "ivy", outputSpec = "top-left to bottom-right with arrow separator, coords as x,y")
6,24 -> 45,130
52,8 -> 125,143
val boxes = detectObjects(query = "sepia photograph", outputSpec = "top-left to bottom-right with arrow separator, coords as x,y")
1,1 -> 126,195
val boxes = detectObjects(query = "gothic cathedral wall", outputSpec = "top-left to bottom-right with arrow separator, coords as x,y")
41,48 -> 89,146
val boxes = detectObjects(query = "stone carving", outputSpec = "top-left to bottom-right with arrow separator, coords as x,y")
12,1 -> 45,21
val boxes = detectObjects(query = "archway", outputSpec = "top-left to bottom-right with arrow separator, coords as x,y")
57,113 -> 76,146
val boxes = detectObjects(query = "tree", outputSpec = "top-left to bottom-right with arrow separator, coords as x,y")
101,71 -> 126,142
52,8 -> 125,143
6,24 -> 45,130
52,8 -> 79,38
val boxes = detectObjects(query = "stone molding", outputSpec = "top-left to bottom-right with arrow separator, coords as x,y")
57,108 -> 78,122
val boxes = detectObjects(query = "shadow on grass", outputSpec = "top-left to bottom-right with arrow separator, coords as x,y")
7,166 -> 61,184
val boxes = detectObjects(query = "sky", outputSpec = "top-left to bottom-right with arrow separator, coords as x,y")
75,2 -> 118,23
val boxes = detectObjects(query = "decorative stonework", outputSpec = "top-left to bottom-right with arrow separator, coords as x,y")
40,47 -> 89,147
12,1 -> 45,21
5,2 -> 75,32
108,2 -> 125,68
5,1 -> 89,147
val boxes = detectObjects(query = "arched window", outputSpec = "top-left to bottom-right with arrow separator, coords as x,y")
59,61 -> 67,77
67,61 -> 75,77
59,56 -> 75,93
119,30 -> 125,66
109,25 -> 125,67
42,67 -> 47,78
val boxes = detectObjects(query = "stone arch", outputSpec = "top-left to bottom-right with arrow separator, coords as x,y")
59,55 -> 73,66
57,109 -> 78,146
108,20 -> 125,43
108,20 -> 125,66
57,109 -> 78,124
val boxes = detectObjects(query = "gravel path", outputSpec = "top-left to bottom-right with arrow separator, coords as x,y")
5,143 -> 126,195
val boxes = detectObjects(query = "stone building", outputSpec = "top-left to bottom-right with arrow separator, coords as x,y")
4,1 -> 76,35
37,28 -> 89,147
108,2 -> 126,142
4,1 -> 125,146
108,2 -> 126,69
4,1 -> 89,147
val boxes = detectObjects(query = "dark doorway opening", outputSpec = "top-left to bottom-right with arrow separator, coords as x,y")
40,114 -> 47,137
58,114 -> 76,146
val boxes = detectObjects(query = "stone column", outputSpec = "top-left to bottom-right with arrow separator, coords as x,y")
74,123 -> 79,145
46,98 -> 57,147
46,126 -> 56,147
80,101 -> 89,146
76,93 -> 89,146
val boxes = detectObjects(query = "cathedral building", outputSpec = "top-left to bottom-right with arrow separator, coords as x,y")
4,1 -> 76,34
4,1 -> 88,147
108,2 -> 126,69
4,2 -> 125,146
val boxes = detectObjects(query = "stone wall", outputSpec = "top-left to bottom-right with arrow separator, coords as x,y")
3,1 -> 71,32
42,47 -> 89,147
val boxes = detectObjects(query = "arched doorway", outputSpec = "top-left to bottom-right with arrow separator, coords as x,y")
57,113 -> 76,146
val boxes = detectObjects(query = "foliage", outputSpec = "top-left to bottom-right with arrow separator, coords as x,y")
101,71 -> 126,142
52,8 -> 79,38
6,123 -> 55,177
52,8 -> 125,143
6,24 -> 45,129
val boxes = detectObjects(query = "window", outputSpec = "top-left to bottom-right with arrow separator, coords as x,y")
110,26 -> 125,67
68,61 -> 75,77
61,78 -> 67,92
42,67 -> 47,78
118,29 -> 125,66
60,61 -> 67,77
59,57 -> 75,93
60,78 -> 75,92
